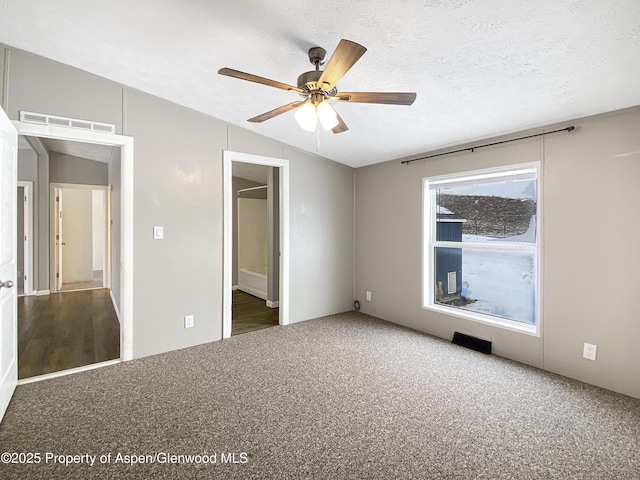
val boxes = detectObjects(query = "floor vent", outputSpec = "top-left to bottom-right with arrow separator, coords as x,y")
20,111 -> 115,134
452,331 -> 492,354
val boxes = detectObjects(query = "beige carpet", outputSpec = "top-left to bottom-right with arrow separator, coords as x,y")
0,312 -> 638,479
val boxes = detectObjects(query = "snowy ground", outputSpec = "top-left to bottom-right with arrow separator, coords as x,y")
455,217 -> 537,324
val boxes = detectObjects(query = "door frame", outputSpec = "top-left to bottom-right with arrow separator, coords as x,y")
13,121 -> 134,361
223,150 -> 289,339
49,183 -> 109,293
17,181 -> 34,296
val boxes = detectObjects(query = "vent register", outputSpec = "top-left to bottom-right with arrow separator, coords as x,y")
20,111 -> 115,134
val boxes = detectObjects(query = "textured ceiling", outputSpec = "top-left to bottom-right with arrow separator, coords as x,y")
1,0 -> 639,168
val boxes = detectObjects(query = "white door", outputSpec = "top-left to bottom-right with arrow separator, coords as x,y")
55,187 -> 63,291
0,107 -> 18,422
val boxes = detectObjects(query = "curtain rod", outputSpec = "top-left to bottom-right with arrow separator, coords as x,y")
401,126 -> 575,165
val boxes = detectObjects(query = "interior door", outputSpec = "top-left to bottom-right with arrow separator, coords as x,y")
55,187 -> 63,291
0,106 -> 18,422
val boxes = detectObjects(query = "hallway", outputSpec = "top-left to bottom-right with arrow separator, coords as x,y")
18,289 -> 120,379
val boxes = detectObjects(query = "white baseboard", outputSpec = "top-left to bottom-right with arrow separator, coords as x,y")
237,286 -> 267,301
266,300 -> 279,308
232,285 -> 239,290
110,290 -> 122,324
35,290 -> 51,296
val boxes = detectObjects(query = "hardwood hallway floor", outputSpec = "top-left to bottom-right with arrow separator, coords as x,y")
232,290 -> 279,336
18,289 -> 120,379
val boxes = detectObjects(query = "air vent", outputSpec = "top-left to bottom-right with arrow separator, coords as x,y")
20,111 -> 116,134
49,117 -> 70,126
22,113 -> 47,124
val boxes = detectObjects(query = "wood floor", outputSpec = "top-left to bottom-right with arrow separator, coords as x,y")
59,270 -> 104,292
18,289 -> 120,379
232,290 -> 279,336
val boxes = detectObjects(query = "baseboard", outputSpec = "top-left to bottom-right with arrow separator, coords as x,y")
266,300 -> 279,308
232,285 -> 239,291
110,290 -> 122,324
35,290 -> 51,296
237,286 -> 267,301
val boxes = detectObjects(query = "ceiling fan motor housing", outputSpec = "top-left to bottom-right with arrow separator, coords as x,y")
297,70 -> 322,91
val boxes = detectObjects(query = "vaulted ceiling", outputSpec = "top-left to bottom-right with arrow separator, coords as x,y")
1,1 -> 639,168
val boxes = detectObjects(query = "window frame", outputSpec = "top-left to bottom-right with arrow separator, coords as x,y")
422,163 -> 541,336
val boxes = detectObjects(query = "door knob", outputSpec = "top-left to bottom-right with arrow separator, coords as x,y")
0,280 -> 14,289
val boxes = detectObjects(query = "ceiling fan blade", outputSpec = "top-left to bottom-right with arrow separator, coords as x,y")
335,92 -> 417,105
317,39 -> 367,92
218,67 -> 304,94
248,101 -> 305,123
332,112 -> 349,134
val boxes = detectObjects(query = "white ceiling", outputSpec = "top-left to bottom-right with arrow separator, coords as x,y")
1,1 -> 639,168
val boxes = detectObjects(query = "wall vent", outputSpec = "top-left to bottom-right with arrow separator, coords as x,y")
20,111 -> 115,134
452,331 -> 492,354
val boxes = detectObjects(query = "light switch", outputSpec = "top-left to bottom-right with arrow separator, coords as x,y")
153,226 -> 164,240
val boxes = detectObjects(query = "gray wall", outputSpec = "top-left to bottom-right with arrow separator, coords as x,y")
17,147 -> 37,181
355,107 -> 640,399
2,45 -> 355,359
286,146 -> 355,322
49,152 -> 108,186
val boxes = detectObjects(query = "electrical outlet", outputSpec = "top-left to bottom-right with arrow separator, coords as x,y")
184,315 -> 194,329
153,226 -> 164,240
583,342 -> 597,361
366,291 -> 372,301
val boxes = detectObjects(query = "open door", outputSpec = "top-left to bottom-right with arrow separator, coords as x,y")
0,106 -> 18,422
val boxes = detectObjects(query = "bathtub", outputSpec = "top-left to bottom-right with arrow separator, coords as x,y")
238,266 -> 267,300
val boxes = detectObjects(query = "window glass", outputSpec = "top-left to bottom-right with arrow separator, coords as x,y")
435,178 -> 537,244
434,247 -> 536,324
425,166 -> 539,329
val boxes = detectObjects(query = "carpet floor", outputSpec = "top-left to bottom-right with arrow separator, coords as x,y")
0,312 -> 638,479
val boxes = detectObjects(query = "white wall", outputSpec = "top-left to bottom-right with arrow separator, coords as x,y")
355,107 -> 640,399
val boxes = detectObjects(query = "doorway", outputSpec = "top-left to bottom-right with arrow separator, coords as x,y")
14,120 -> 134,372
50,184 -> 108,293
17,135 -> 120,379
223,150 -> 290,339
232,162 -> 279,335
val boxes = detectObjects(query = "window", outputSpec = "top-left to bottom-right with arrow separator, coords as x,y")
423,165 -> 539,333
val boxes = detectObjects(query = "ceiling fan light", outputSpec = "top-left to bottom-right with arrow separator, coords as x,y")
316,101 -> 339,131
295,102 -> 318,132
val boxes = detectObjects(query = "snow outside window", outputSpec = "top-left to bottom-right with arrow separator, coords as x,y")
423,165 -> 539,333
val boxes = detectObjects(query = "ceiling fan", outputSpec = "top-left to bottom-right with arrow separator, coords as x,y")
218,39 -> 417,134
